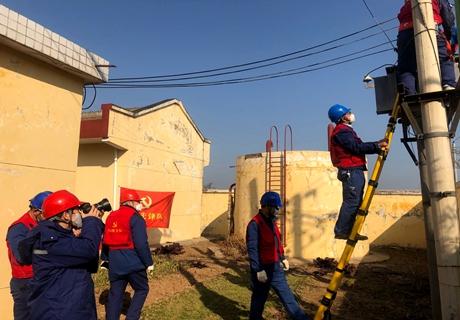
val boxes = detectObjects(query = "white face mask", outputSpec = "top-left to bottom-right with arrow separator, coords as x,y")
71,212 -> 83,229
348,113 -> 356,123
135,203 -> 143,211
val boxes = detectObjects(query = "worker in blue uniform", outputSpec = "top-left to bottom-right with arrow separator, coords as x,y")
18,190 -> 104,320
397,0 -> 456,94
328,104 -> 388,240
102,188 -> 154,320
6,191 -> 51,320
246,191 -> 310,320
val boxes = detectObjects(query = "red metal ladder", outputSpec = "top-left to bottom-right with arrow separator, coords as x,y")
265,125 -> 293,247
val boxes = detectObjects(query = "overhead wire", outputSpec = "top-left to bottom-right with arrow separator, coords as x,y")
96,44 -> 394,89
108,17 -> 397,82
106,26 -> 397,84
361,0 -> 397,51
82,84 -> 97,110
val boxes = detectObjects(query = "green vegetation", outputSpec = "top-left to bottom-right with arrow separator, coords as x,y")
141,269 -> 312,320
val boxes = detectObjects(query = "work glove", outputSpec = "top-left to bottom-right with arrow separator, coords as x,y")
256,270 -> 268,283
281,259 -> 290,271
100,261 -> 109,270
147,265 -> 154,275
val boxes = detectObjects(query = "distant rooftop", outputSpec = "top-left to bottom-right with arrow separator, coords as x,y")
0,4 -> 109,83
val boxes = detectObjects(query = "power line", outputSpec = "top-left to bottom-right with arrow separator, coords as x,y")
96,45 -> 393,89
108,17 -> 396,82
361,0 -> 397,51
107,26 -> 397,84
82,84 -> 97,110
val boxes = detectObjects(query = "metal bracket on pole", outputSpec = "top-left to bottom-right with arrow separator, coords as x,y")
402,89 -> 460,104
401,102 -> 423,136
429,191 -> 457,198
401,122 -> 420,166
449,100 -> 460,137
418,131 -> 453,140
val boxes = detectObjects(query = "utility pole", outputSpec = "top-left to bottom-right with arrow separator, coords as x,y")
411,1 -> 460,319
417,141 -> 442,320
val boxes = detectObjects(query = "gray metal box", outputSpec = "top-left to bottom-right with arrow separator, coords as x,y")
374,69 -> 398,115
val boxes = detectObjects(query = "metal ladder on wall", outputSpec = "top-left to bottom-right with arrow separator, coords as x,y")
265,125 -> 293,247
314,94 -> 401,320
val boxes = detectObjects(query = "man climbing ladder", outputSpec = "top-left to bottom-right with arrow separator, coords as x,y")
315,95 -> 401,320
327,104 -> 389,241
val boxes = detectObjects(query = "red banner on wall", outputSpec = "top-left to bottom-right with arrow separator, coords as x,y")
120,187 -> 175,228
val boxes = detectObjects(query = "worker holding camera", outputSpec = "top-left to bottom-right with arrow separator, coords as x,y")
18,190 -> 106,320
103,188 -> 153,320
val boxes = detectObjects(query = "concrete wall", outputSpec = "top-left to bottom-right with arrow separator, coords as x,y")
0,44 -> 84,318
201,190 -> 230,239
233,151 -> 427,261
76,102 -> 211,244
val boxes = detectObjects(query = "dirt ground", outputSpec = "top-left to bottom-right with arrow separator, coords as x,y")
94,238 -> 431,320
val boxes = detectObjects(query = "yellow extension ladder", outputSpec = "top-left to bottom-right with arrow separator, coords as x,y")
314,94 -> 401,320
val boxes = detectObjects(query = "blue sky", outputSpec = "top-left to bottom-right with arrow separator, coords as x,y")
3,1 -> 431,189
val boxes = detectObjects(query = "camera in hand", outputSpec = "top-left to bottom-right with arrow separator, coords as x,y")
80,198 -> 112,214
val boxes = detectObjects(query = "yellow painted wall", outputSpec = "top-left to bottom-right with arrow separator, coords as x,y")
368,194 -> 425,247
201,191 -> 230,238
0,44 -> 84,318
76,143 -> 116,205
76,102 -> 211,244
233,151 -> 427,261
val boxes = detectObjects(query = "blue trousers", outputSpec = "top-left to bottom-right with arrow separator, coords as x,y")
334,168 -> 365,236
249,263 -> 309,320
10,278 -> 31,320
397,28 -> 456,95
106,270 -> 149,320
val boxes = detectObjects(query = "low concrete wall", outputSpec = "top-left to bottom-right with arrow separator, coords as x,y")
231,151 -> 432,261
201,190 -> 230,239
368,192 -> 425,248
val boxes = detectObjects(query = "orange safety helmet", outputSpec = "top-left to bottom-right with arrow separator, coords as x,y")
120,188 -> 141,204
42,190 -> 83,220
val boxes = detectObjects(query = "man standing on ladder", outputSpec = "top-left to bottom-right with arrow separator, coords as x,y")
328,104 -> 388,240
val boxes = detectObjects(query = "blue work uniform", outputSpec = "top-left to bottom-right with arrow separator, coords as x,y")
331,127 -> 380,236
18,217 -> 104,320
7,222 -> 34,320
246,212 -> 309,320
102,210 -> 153,320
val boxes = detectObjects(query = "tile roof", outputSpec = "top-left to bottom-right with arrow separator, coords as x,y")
0,4 -> 109,83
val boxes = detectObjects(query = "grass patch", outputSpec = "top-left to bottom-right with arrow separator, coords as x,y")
141,268 -> 312,320
93,254 -> 180,290
93,268 -> 109,289
150,254 -> 180,279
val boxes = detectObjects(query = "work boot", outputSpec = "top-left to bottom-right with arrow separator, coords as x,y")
334,233 -> 368,241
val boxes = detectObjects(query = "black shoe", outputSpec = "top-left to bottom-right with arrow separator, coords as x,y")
355,234 -> 368,241
334,233 -> 368,241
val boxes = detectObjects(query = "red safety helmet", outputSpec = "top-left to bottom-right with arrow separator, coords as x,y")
120,188 -> 141,204
42,190 -> 83,219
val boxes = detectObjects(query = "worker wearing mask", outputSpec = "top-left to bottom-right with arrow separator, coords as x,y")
18,190 -> 104,320
328,104 -> 388,240
246,191 -> 310,320
103,188 -> 153,320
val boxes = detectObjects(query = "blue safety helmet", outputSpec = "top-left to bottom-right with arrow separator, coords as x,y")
29,191 -> 52,210
260,191 -> 282,208
328,104 -> 351,123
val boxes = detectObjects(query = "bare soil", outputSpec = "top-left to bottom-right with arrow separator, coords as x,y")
95,238 -> 431,320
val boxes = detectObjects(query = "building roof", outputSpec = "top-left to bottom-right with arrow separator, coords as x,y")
0,5 -> 109,83
81,99 -> 210,144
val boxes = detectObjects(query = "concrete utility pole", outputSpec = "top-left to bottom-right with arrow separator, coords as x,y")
411,1 -> 460,319
417,142 -> 442,320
